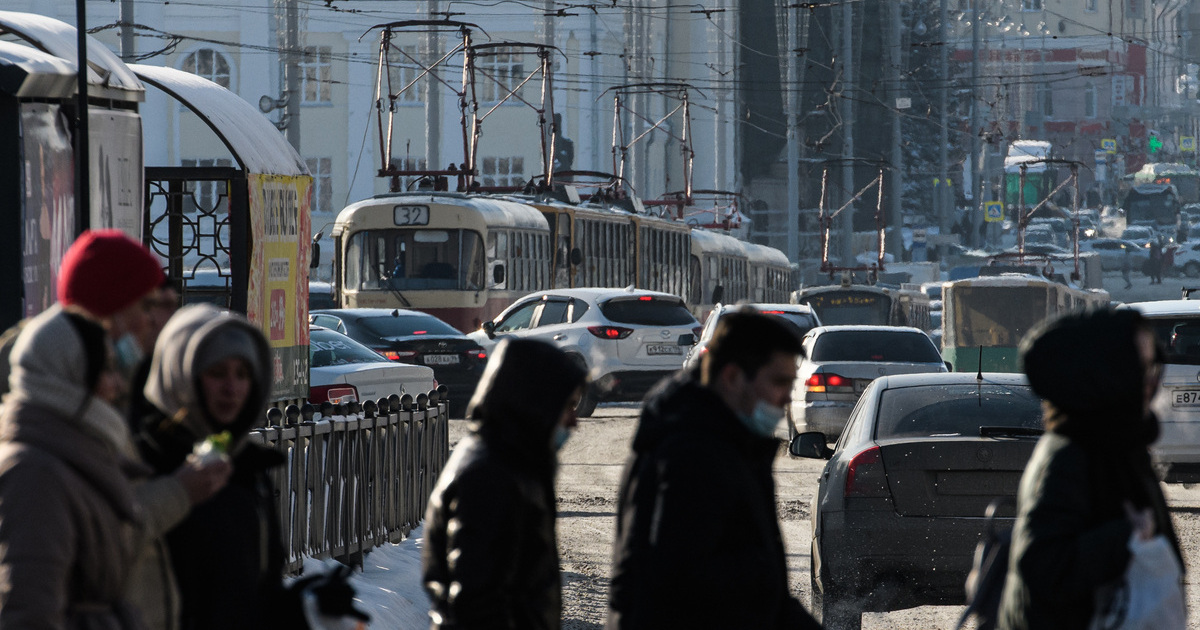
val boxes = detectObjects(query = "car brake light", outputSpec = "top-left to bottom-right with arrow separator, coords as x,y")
467,348 -> 487,360
381,349 -> 418,361
310,384 -> 359,405
639,296 -> 653,301
844,446 -> 888,498
805,372 -> 855,394
759,310 -> 787,314
587,326 -> 633,340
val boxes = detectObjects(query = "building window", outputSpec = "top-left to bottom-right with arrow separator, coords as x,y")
1036,83 -> 1053,117
388,45 -> 422,103
181,158 -> 233,213
1084,82 -> 1097,118
1085,0 -> 1097,11
475,47 -> 523,103
301,46 -> 332,104
480,156 -> 525,188
181,49 -> 231,89
305,157 -> 333,213
391,157 -> 429,191
1021,0 -> 1042,10
1126,0 -> 1142,18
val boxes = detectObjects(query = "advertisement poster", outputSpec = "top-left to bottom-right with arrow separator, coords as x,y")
20,103 -> 76,318
248,173 -> 312,400
89,108 -> 143,239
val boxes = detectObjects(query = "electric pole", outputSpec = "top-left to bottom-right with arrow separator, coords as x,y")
75,0 -> 90,234
284,0 -> 301,152
839,0 -> 855,267
938,0 -> 951,256
888,0 -> 903,261
119,0 -> 134,61
786,3 -> 800,262
968,0 -> 981,247
424,0 -> 440,175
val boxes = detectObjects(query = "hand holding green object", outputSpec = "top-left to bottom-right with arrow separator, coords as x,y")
193,431 -> 233,464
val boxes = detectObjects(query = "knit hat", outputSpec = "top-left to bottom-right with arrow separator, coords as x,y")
194,325 -> 262,378
62,311 -> 109,391
58,230 -> 165,317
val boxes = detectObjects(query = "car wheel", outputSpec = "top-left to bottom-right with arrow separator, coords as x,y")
787,407 -> 798,444
1186,262 -> 1200,278
575,384 -> 599,418
812,571 -> 862,630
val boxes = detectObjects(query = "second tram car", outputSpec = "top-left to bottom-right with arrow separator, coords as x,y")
791,283 -> 932,330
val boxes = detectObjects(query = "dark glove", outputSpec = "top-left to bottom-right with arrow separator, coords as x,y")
310,564 -> 370,622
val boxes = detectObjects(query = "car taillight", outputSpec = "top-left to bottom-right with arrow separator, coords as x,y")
804,372 -> 854,393
844,446 -> 888,498
587,326 -> 633,340
467,348 -> 487,360
380,349 -> 418,362
310,384 -> 359,405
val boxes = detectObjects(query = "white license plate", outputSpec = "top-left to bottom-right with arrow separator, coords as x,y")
1173,389 -> 1200,407
423,354 -> 460,365
646,343 -> 682,356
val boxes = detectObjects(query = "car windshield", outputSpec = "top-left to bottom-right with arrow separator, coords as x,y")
810,330 -> 941,363
1146,316 -> 1200,366
359,314 -> 461,338
600,297 -> 696,326
310,329 -> 388,366
875,383 -> 1042,439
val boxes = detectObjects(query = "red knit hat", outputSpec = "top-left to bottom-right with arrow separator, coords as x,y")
57,230 -> 165,317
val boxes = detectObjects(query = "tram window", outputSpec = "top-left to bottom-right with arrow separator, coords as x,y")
689,256 -> 702,305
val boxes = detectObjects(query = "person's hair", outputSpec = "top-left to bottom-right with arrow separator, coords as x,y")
701,309 -> 804,384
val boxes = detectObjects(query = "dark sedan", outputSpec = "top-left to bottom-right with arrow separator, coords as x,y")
792,372 -> 1043,630
311,308 -> 487,415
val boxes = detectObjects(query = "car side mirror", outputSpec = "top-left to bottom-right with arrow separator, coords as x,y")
569,247 -> 584,266
482,321 -> 496,339
945,360 -> 953,371
789,431 -> 833,460
310,234 -> 322,270
677,333 -> 695,346
711,285 -> 725,304
492,264 -> 506,285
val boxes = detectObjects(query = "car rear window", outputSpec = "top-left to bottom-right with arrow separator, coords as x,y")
359,314 -> 461,338
1146,316 -> 1200,365
600,298 -> 697,326
310,329 -> 388,367
875,383 -> 1042,439
809,330 -> 941,363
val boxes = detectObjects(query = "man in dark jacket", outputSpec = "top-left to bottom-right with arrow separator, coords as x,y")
606,310 -> 821,630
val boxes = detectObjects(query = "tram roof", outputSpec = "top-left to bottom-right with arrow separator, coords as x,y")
741,240 -> 791,266
338,192 -> 548,231
0,11 -> 144,101
945,273 -> 1060,288
689,228 -> 748,256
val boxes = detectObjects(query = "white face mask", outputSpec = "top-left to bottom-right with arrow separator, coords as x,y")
740,400 -> 786,438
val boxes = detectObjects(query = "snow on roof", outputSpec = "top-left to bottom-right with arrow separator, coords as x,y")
689,228 -> 748,257
1005,140 -> 1052,173
131,64 -> 307,176
1139,163 -> 1196,176
741,240 -> 791,266
0,40 -> 75,98
336,192 -> 548,232
1121,300 -> 1200,317
946,273 -> 1056,288
0,10 -> 143,99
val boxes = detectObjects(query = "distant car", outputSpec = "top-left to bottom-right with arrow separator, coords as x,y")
468,287 -> 700,417
1121,224 -> 1158,249
791,325 -> 947,440
308,325 -> 437,407
1078,237 -> 1150,271
309,281 -> 337,311
683,302 -> 821,371
310,308 -> 487,416
793,372 -> 1043,629
1173,242 -> 1200,278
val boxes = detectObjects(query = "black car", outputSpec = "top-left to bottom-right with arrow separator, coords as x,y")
310,308 -> 487,415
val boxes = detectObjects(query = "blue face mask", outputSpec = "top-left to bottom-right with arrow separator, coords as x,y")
739,400 -> 786,439
553,426 -> 571,451
113,333 -> 143,374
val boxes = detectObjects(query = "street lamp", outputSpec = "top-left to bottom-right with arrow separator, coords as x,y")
258,93 -> 290,131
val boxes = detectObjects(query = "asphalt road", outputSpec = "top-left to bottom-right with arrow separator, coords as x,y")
451,403 -> 1200,629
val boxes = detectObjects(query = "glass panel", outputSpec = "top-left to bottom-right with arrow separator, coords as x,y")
876,384 -> 1042,439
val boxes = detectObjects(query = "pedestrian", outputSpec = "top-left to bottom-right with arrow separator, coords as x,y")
1122,246 -> 1133,290
128,275 -> 181,425
997,309 -> 1184,629
606,309 -> 821,630
0,307 -> 147,628
423,338 -> 587,630
135,304 -> 304,630
1149,240 -> 1163,284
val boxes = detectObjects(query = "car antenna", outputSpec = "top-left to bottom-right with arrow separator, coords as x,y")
391,309 -> 399,317
976,345 -> 984,407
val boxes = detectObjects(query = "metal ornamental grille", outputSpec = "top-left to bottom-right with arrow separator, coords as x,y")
144,166 -> 248,311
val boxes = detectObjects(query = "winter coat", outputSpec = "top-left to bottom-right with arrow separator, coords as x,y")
0,306 -> 148,630
605,372 -> 821,630
423,339 -> 586,630
134,305 -> 299,630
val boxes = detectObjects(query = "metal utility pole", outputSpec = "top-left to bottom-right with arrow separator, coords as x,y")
284,0 -> 301,152
424,0 -> 441,174
888,0 -> 903,261
75,0 -> 90,233
785,3 -> 800,261
839,0 -> 855,267
119,0 -> 135,61
938,0 -> 951,254
968,0 -> 981,247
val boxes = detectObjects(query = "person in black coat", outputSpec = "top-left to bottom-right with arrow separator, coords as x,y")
997,309 -> 1184,630
606,310 -> 821,630
422,339 -> 587,630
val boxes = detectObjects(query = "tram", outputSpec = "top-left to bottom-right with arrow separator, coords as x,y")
941,273 -> 1109,372
791,282 -> 932,330
688,229 -> 794,320
330,191 -> 551,332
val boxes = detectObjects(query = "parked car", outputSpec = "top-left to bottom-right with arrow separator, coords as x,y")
309,325 -> 437,407
683,302 -> 821,370
468,287 -> 700,417
1120,298 -> 1200,480
1078,237 -> 1150,271
310,308 -> 487,415
1173,242 -> 1200,278
793,372 -> 1043,628
791,325 -> 947,440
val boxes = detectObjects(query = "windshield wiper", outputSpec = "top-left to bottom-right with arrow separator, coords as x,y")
979,426 -> 1043,439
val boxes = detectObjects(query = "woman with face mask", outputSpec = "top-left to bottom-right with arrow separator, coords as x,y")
423,339 -> 587,630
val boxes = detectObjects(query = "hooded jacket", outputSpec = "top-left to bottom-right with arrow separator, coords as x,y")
134,305 -> 294,630
423,339 -> 586,630
606,371 -> 820,630
0,306 -> 148,630
998,309 -> 1183,630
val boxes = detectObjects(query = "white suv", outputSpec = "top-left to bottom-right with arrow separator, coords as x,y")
468,287 -> 700,416
1122,298 -> 1200,480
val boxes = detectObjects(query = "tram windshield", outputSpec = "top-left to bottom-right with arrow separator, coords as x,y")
948,286 -> 1049,348
345,229 -> 486,291
798,290 -> 891,326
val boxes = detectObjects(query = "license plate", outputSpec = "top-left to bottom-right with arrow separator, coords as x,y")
646,343 -> 682,356
1173,389 -> 1200,407
423,354 -> 460,365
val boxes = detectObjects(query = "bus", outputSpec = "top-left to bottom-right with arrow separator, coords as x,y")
1120,183 -> 1181,227
330,191 -> 551,332
791,283 -> 932,331
1004,140 -> 1054,209
1129,162 -> 1199,205
941,273 -> 1109,372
